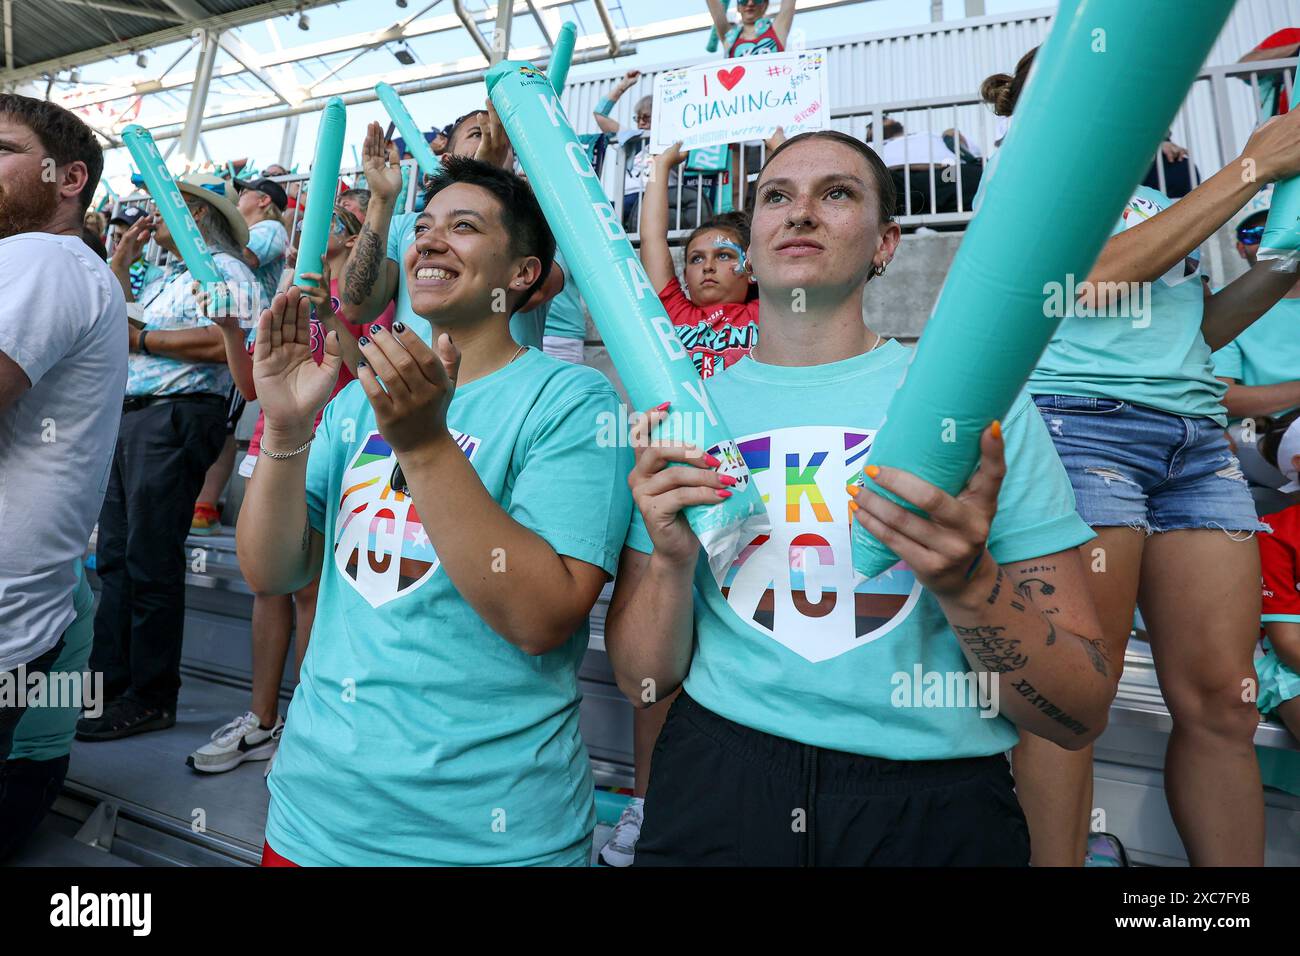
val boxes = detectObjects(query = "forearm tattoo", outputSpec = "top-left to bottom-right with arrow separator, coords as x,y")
343,226 -> 384,306
301,517 -> 311,553
954,624 -> 1029,673
1082,636 -> 1110,677
1010,677 -> 1089,735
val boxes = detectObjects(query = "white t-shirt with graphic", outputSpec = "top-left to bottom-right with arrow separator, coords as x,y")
0,233 -> 127,669
626,342 -> 1094,759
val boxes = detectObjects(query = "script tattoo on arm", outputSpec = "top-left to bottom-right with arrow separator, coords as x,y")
985,567 -> 1004,605
343,226 -> 384,306
1010,677 -> 1089,735
953,623 -> 1029,673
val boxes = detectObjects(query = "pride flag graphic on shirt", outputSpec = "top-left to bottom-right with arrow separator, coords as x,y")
333,429 -> 481,608
716,426 -> 920,663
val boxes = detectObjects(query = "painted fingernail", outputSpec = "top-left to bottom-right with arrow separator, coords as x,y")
357,359 -> 368,369
654,401 -> 671,412
369,323 -> 383,334
849,501 -> 859,513
991,419 -> 1002,440
702,454 -> 721,468
358,335 -> 370,346
716,489 -> 733,499
392,321 -> 406,334
865,465 -> 880,479
719,474 -> 737,487
846,483 -> 861,496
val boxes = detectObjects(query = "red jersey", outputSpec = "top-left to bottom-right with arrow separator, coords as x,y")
658,277 -> 759,380
1261,504 -> 1300,625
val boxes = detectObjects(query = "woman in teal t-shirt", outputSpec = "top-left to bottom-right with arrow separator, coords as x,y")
983,50 -> 1300,868
606,131 -> 1114,866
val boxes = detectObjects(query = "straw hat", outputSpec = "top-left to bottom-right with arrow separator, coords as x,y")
169,172 -> 250,247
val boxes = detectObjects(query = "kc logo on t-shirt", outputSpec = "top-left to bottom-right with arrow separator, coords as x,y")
714,425 -> 922,663
332,429 -> 481,608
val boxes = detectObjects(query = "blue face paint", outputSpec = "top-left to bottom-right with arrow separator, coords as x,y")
714,237 -> 747,274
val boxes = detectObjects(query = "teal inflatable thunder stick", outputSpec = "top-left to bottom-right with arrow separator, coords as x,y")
293,97 -> 347,290
1258,52 -> 1300,269
487,61 -> 769,576
706,0 -> 731,52
548,22 -> 577,95
851,0 -> 1235,579
376,83 -> 441,178
122,124 -> 222,286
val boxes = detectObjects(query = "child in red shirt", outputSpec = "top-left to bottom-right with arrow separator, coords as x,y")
639,142 -> 759,380
1255,414 -> 1300,739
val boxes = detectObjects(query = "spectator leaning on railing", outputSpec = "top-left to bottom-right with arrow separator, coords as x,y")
77,173 -> 262,744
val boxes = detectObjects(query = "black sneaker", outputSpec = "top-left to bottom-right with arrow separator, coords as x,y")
75,697 -> 176,742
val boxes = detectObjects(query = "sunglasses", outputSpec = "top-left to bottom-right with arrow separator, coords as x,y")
1237,224 -> 1264,246
737,0 -> 764,6
635,112 -> 652,123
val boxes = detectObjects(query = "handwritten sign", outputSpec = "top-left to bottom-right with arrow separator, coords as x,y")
650,50 -> 829,153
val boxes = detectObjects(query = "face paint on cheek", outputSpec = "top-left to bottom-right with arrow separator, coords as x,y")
714,237 -> 747,274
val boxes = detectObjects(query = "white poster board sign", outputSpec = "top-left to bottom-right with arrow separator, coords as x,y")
650,49 -> 829,152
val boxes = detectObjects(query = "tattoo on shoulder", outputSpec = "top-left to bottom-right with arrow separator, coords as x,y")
1009,677 -> 1089,735
343,227 -> 383,306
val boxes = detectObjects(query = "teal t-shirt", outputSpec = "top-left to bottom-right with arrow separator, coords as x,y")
265,350 -> 634,866
1027,186 -> 1228,425
544,251 -> 587,342
387,210 -> 551,348
624,342 -> 1095,759
1210,296 -> 1300,416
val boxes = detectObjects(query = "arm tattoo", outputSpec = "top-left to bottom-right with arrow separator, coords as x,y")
343,226 -> 384,306
954,624 -> 1029,673
301,517 -> 311,553
1010,677 -> 1089,735
1082,637 -> 1110,677
985,567 -> 1004,605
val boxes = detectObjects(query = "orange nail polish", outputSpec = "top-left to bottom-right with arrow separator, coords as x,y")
849,501 -> 859,513
845,484 -> 861,496
991,420 -> 1002,440
865,465 -> 880,479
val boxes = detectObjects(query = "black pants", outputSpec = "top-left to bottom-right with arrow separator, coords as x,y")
89,397 -> 227,710
633,692 -> 1031,866
0,637 -> 65,763
0,755 -> 68,860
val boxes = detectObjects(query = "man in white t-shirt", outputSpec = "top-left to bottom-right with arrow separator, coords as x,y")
0,94 -> 126,761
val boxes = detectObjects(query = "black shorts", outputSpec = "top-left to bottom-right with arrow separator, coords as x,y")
223,384 -> 247,435
633,692 -> 1030,867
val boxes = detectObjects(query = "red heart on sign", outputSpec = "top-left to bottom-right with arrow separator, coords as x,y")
717,66 -> 746,91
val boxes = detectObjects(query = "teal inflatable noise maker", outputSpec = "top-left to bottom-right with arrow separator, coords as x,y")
549,22 -> 577,95
121,124 -> 222,288
376,83 -> 441,179
1258,52 -> 1300,270
292,97 -> 347,290
850,0 -> 1236,579
486,60 -> 769,577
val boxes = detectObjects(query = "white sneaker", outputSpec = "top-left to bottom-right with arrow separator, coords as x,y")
187,711 -> 283,774
598,797 -> 645,867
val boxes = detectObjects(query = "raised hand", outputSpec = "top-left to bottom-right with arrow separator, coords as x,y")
252,285 -> 342,437
848,421 -> 1007,601
362,120 -> 405,205
355,322 -> 459,456
626,403 -> 732,567
110,214 -> 154,271
474,98 -> 513,170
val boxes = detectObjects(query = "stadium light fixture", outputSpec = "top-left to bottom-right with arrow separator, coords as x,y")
393,42 -> 416,65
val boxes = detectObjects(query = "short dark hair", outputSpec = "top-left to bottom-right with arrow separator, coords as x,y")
448,110 -> 488,152
760,130 -> 897,223
423,155 -> 555,313
0,94 -> 103,213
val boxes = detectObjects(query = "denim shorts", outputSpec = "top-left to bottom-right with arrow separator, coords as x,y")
1032,395 -> 1269,536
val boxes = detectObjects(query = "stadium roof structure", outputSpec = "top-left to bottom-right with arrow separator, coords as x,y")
2,0 -> 872,163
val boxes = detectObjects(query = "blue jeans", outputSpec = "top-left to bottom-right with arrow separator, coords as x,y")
1032,395 -> 1268,536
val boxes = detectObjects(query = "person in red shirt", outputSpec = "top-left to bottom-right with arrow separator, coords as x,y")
1255,414 -> 1300,740
639,141 -> 761,381
194,205 -> 392,776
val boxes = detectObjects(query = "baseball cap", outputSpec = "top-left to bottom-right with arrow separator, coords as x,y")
109,205 -> 147,227
235,176 -> 289,212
